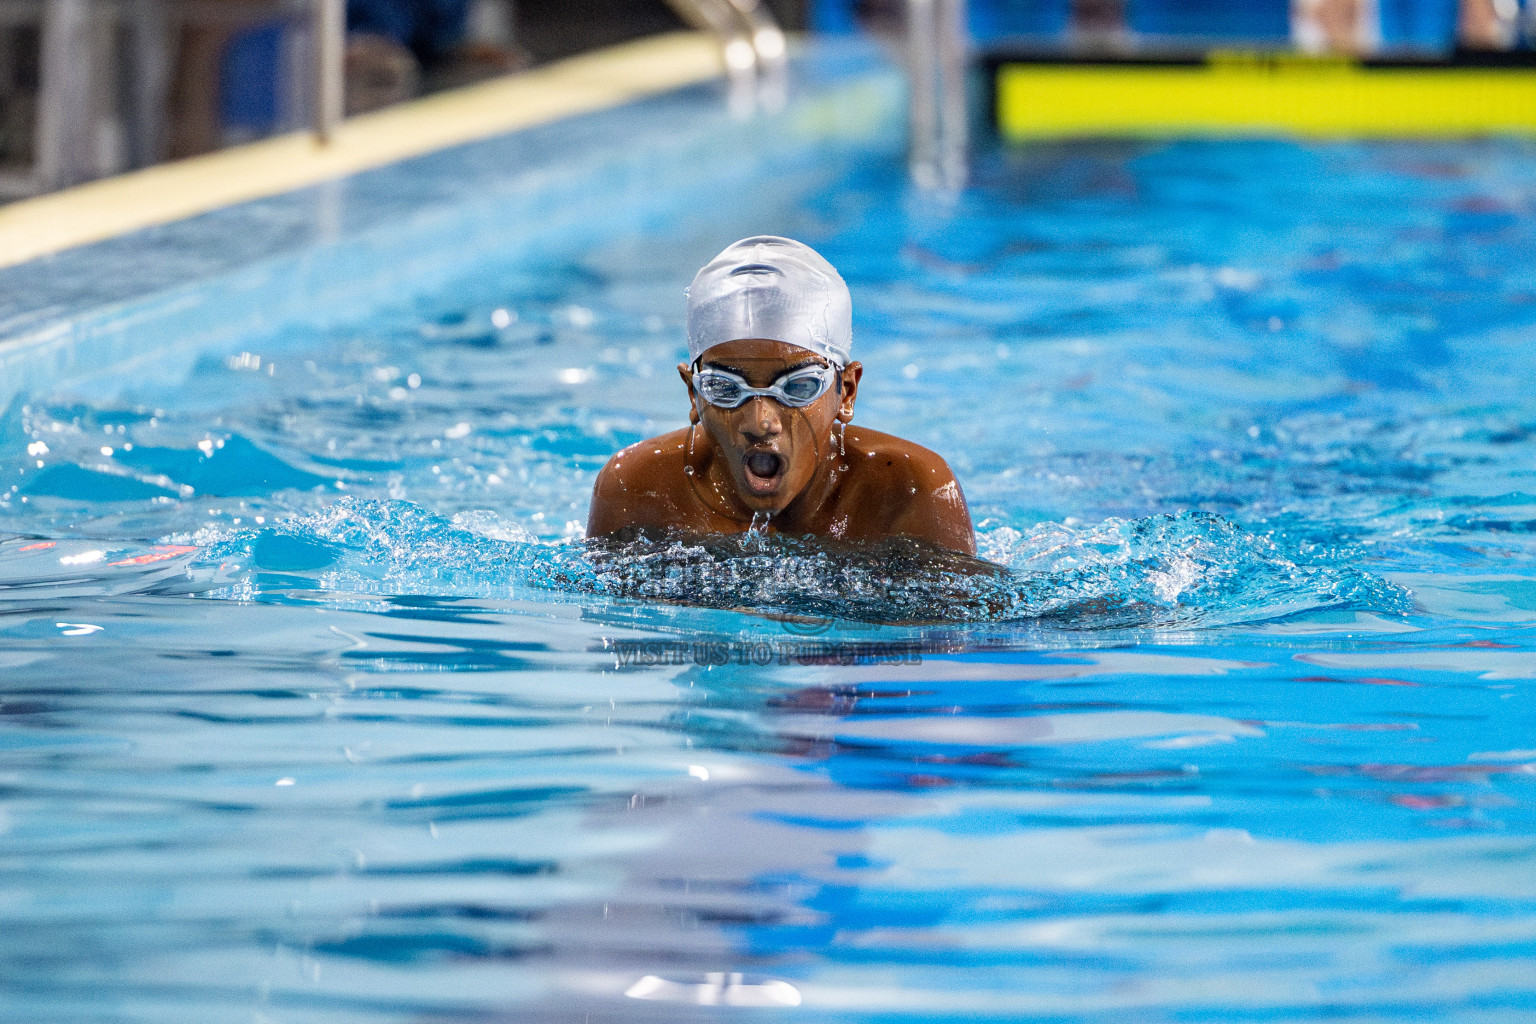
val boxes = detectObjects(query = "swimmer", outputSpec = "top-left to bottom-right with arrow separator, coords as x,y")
587,236 -> 976,556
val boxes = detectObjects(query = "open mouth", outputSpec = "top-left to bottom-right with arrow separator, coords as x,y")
743,451 -> 784,493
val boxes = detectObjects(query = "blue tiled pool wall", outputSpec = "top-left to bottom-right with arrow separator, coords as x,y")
0,40 -> 903,413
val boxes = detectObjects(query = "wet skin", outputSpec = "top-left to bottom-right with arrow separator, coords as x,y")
587,338 -> 977,555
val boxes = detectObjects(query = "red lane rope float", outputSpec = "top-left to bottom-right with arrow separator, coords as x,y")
108,545 -> 198,567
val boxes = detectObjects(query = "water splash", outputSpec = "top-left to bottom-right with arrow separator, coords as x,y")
184,498 -> 1409,627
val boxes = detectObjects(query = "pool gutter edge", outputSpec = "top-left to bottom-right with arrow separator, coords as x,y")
0,32 -> 726,272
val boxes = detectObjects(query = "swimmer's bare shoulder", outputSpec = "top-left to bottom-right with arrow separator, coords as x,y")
837,426 -> 976,556
589,426 -> 976,555
587,429 -> 701,539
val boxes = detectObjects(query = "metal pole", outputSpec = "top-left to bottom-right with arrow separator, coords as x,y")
126,0 -> 171,169
313,0 -> 345,143
907,0 -> 968,192
35,0 -> 98,191
906,0 -> 939,188
936,0 -> 968,191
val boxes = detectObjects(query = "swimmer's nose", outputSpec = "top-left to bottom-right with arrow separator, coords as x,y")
739,396 -> 783,440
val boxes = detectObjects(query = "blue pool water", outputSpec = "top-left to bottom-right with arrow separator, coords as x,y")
4,67 -> 1536,1020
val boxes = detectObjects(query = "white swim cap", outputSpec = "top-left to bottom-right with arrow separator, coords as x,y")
686,236 -> 853,368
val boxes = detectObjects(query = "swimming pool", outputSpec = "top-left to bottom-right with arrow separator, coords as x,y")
3,41 -> 1536,1023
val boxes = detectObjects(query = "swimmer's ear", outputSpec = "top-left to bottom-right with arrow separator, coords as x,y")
678,362 -> 701,424
836,361 -> 863,423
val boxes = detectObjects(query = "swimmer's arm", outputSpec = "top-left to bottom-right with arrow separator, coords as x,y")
888,452 -> 977,556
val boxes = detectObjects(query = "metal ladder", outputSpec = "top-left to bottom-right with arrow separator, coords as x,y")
663,0 -> 971,189
661,0 -> 787,112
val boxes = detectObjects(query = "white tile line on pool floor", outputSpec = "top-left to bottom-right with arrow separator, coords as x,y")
0,31 -> 726,272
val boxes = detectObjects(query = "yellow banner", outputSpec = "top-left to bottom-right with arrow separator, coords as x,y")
997,57 -> 1536,138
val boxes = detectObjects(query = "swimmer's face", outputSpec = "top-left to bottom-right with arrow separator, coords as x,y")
679,339 -> 862,515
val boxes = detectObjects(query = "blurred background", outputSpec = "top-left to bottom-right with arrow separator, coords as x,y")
1,0 -> 1530,201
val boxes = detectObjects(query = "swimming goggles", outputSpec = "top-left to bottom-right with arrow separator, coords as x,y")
693,364 -> 837,409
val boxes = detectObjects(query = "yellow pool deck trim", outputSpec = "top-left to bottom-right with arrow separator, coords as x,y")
0,31 -> 725,271
998,55 -> 1536,139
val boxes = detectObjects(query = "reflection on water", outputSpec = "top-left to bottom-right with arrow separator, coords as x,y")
1,559 -> 1532,1021
3,136 -> 1536,1020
